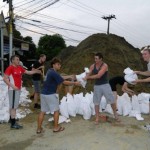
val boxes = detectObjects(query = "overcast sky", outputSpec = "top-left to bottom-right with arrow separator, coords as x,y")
0,0 -> 150,49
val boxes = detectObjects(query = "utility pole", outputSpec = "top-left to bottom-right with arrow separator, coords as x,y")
0,20 -> 4,75
3,0 -> 13,64
102,14 -> 116,35
9,0 -> 13,63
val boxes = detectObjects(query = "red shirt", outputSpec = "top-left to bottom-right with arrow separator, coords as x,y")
4,65 -> 26,90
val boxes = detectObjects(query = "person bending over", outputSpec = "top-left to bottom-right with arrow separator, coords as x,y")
109,76 -> 135,110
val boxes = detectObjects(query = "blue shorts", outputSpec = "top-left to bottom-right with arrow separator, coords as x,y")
93,83 -> 115,105
32,80 -> 41,93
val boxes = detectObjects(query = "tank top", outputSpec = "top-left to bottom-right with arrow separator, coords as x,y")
92,63 -> 108,85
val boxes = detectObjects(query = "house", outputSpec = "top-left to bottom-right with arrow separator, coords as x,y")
0,11 -> 36,73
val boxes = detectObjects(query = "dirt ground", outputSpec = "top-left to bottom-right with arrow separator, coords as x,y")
0,87 -> 150,150
0,108 -> 150,150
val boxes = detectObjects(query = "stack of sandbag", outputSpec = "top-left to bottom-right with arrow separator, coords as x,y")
0,75 -> 32,123
0,76 -> 9,123
60,92 -> 94,120
58,88 -> 150,121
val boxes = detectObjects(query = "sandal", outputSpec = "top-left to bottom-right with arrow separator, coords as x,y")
36,128 -> 44,134
53,127 -> 65,133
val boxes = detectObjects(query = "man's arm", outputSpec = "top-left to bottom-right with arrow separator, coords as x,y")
134,71 -> 150,76
24,69 -> 41,75
63,80 -> 81,86
134,77 -> 150,83
62,75 -> 76,80
122,82 -> 135,95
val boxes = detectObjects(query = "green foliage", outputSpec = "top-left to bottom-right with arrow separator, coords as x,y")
23,36 -> 33,43
37,34 -> 66,60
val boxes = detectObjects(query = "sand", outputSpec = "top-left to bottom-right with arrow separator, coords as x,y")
0,110 -> 150,150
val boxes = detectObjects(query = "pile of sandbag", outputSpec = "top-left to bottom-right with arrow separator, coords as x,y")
0,75 -> 32,123
59,92 -> 150,121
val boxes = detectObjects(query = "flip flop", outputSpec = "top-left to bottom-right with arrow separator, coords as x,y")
36,128 -> 44,134
53,127 -> 65,133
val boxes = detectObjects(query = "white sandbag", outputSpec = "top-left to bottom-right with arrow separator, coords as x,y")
121,93 -> 132,116
76,72 -> 87,88
85,92 -> 95,115
139,102 -> 149,114
135,114 -> 144,121
75,68 -> 89,88
131,95 -> 141,113
0,101 -> 3,110
67,93 -> 76,117
124,74 -> 138,85
48,115 -> 71,124
137,93 -> 150,114
74,93 -> 84,115
128,110 -> 144,121
59,96 -> 69,118
129,110 -> 139,117
124,67 -> 134,74
137,93 -> 150,103
82,97 -> 92,120
124,67 -> 138,85
117,95 -> 123,115
104,104 -> 113,114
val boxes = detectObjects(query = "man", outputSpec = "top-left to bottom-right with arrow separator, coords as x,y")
37,57 -> 80,134
135,49 -> 150,76
32,54 -> 46,109
84,53 -> 120,124
3,55 -> 41,129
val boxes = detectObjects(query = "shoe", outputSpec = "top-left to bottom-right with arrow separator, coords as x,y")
34,103 -> 41,109
11,123 -> 23,129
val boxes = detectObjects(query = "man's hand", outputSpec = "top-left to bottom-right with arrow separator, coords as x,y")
74,81 -> 81,86
34,69 -> 41,74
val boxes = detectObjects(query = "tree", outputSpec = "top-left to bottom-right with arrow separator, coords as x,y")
37,34 -> 66,60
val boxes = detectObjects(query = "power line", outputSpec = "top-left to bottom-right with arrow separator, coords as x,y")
14,8 -> 105,32
16,25 -> 80,44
